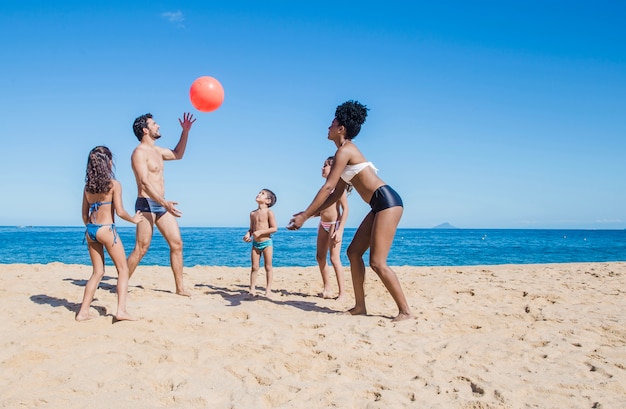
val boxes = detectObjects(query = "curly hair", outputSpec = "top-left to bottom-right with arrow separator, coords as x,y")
132,113 -> 153,141
85,146 -> 114,194
335,100 -> 368,139
263,189 -> 277,208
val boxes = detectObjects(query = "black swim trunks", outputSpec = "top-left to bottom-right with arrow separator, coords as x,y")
369,185 -> 403,214
135,197 -> 167,218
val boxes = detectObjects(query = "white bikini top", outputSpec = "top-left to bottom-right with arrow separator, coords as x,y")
340,161 -> 378,183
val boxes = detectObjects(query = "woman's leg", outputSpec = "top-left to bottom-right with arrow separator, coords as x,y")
105,231 -> 136,321
369,206 -> 413,321
346,212 -> 374,315
76,234 -> 106,321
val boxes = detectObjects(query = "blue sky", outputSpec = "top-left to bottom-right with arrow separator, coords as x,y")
1,1 -> 624,229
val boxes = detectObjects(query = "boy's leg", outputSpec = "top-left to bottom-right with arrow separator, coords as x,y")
262,245 -> 274,297
249,248 -> 261,295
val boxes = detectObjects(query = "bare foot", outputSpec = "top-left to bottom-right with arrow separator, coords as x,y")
115,311 -> 137,321
335,294 -> 347,303
265,290 -> 273,299
319,290 -> 334,299
75,312 -> 94,322
176,289 -> 192,297
344,306 -> 366,316
391,312 -> 414,322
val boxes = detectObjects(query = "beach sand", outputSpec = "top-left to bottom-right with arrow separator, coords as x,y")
0,262 -> 624,408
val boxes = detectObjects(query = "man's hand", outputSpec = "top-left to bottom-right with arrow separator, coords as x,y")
179,112 -> 196,131
165,201 -> 182,217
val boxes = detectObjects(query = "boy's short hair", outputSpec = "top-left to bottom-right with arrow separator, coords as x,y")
263,189 -> 277,207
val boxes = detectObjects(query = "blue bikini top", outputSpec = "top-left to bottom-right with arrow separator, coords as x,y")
88,201 -> 112,221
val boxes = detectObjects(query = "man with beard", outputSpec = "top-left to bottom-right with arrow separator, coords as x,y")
128,112 -> 196,297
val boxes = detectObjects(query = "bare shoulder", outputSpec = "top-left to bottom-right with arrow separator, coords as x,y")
142,144 -> 173,161
154,145 -> 171,155
113,180 -> 126,197
346,142 -> 368,164
255,208 -> 272,218
131,145 -> 148,160
264,208 -> 276,221
334,144 -> 353,163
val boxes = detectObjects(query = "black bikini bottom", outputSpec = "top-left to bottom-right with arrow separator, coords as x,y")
369,185 -> 403,214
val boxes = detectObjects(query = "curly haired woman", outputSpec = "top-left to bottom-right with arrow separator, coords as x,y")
77,146 -> 143,321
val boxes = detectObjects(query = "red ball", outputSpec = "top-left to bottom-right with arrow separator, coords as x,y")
189,76 -> 224,112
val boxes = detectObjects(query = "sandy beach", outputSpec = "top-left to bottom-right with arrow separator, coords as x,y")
0,262 -> 624,408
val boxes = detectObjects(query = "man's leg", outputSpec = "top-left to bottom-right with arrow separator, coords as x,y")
155,213 -> 188,296
127,213 -> 155,278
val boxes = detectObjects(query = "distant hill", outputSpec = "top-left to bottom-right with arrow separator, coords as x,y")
432,222 -> 458,229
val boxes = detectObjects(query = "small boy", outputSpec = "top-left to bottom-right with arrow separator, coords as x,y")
243,189 -> 277,297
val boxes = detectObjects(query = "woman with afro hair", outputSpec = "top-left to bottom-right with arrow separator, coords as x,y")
289,101 -> 412,322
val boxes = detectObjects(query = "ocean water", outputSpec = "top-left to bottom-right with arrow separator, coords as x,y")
1,226 -> 625,267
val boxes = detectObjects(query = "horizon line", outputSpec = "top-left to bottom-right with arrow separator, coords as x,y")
3,225 -> 625,231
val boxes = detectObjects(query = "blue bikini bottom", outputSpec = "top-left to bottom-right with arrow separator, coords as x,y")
85,223 -> 117,245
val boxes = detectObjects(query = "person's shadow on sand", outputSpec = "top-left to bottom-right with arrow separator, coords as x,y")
30,293 -> 107,317
194,283 -> 248,306
63,276 -> 117,293
195,283 -> 337,314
